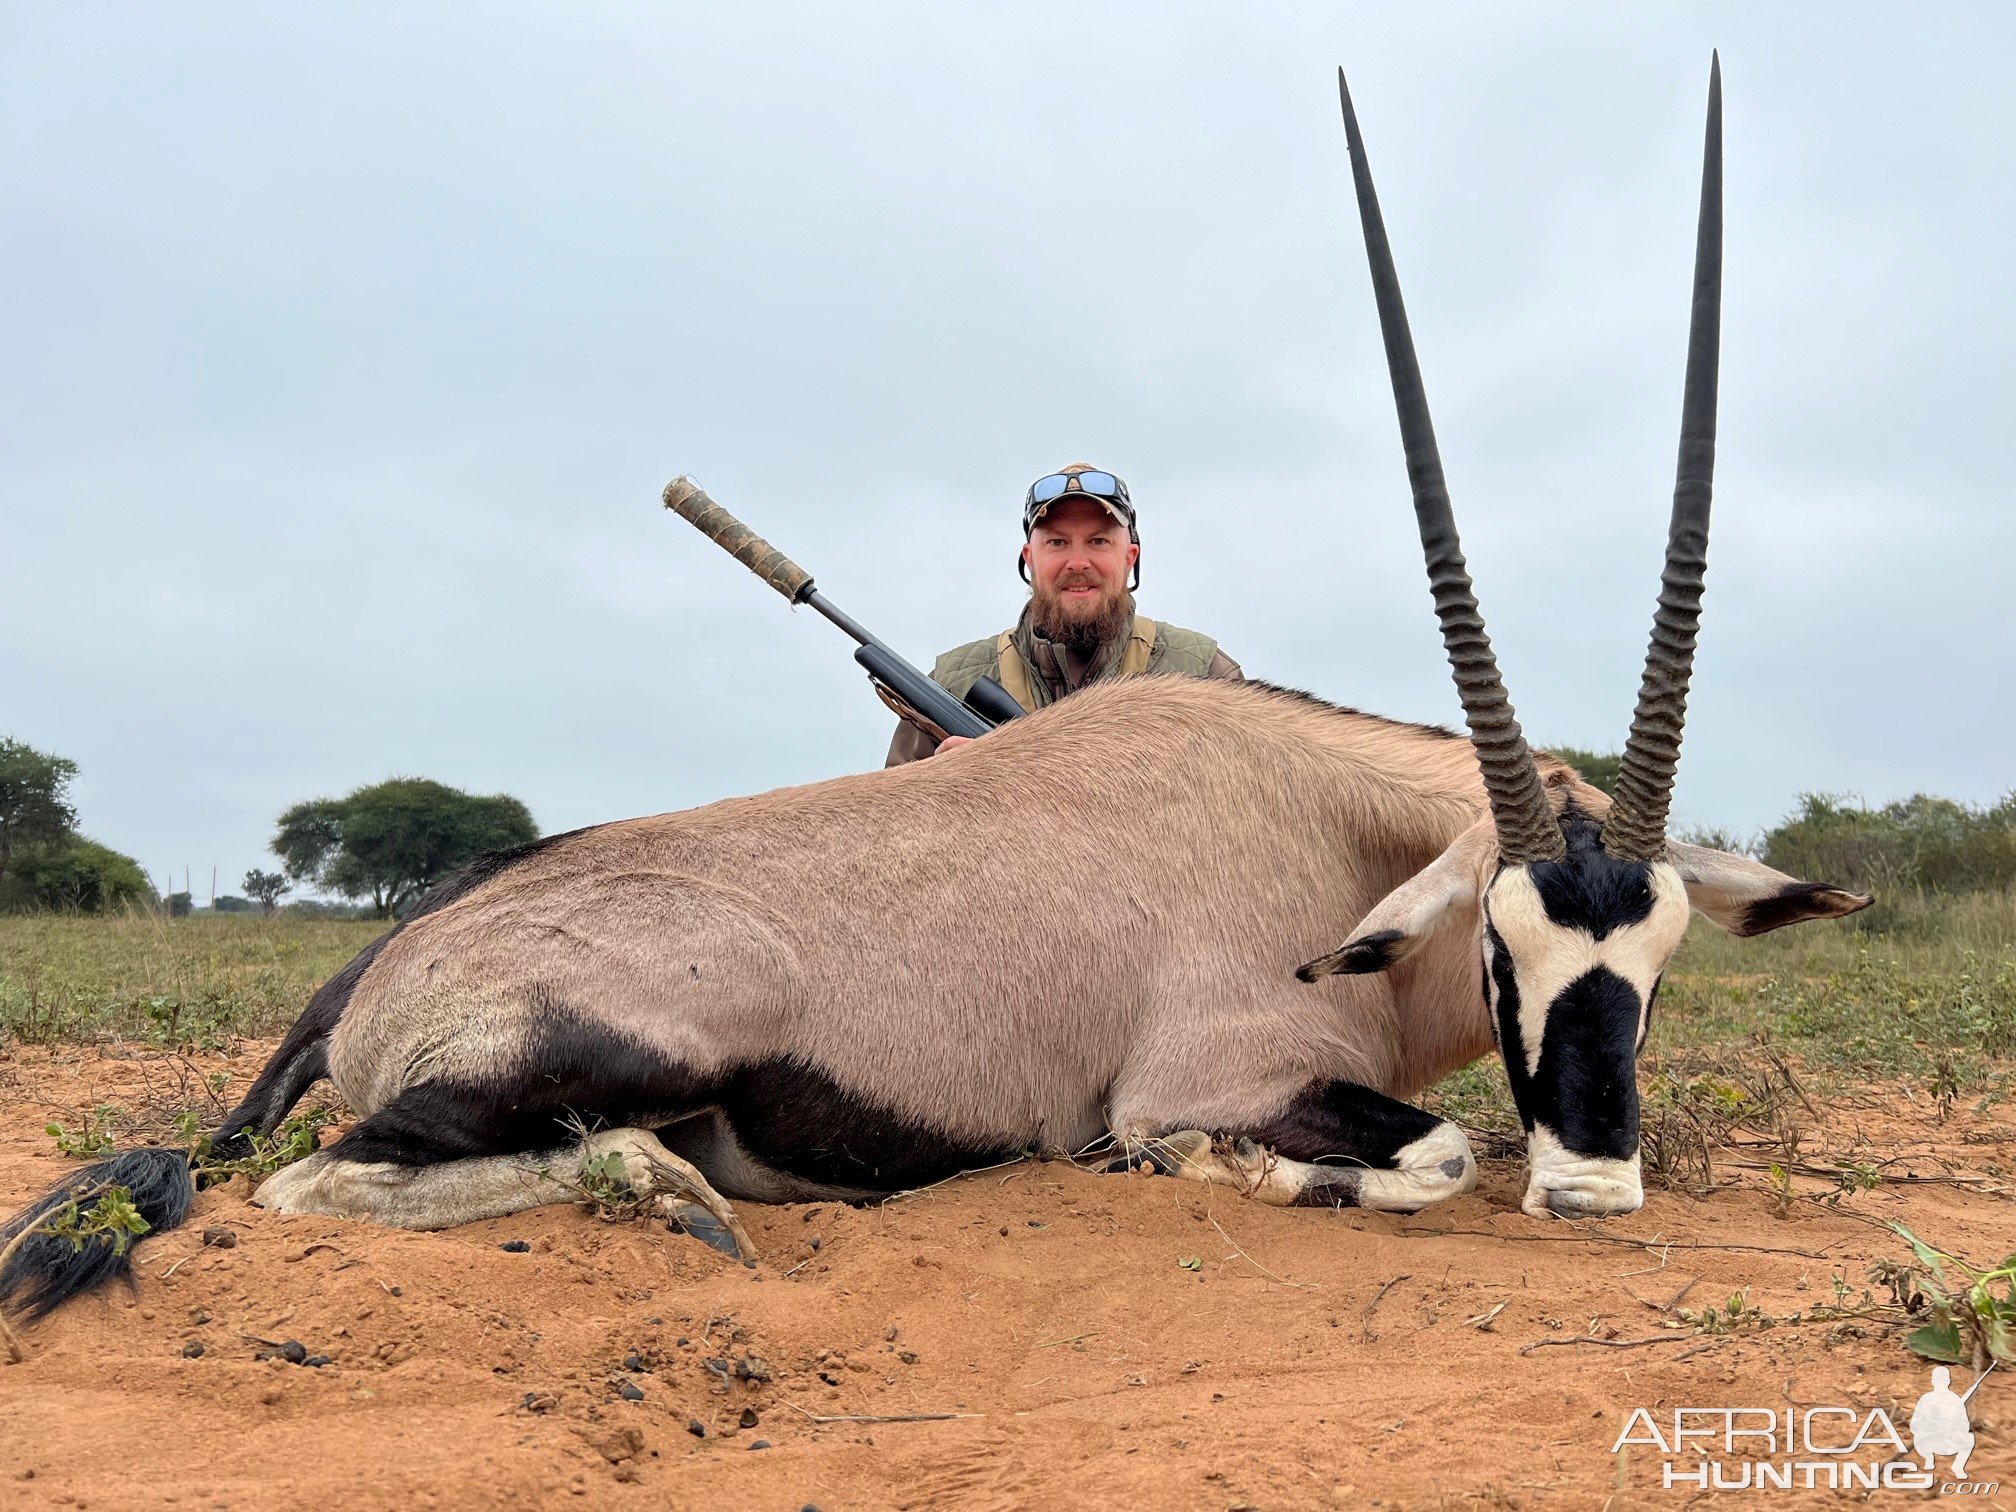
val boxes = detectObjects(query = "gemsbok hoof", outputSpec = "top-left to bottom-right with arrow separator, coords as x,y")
664,1201 -> 745,1259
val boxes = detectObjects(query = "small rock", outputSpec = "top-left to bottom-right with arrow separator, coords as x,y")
998,1226 -> 1009,1237
733,1354 -> 772,1382
302,1355 -> 332,1368
898,1351 -> 918,1366
189,1308 -> 211,1325
277,1340 -> 307,1364
808,1236 -> 821,1251
648,1317 -> 663,1325
686,1418 -> 706,1438
883,1326 -> 899,1342
623,1352 -> 648,1372
521,1392 -> 558,1414
738,1407 -> 760,1429
748,1439 -> 771,1451
591,1426 -> 646,1464
499,1240 -> 530,1253
180,1341 -> 205,1359
617,1381 -> 644,1402
200,1227 -> 237,1250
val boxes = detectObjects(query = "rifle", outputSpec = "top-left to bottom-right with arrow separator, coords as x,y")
664,477 -> 1025,744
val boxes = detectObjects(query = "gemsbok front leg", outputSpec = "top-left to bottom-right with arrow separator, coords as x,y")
1110,1079 -> 1476,1214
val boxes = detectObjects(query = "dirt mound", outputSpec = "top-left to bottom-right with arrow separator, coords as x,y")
1,1042 -> 2008,1509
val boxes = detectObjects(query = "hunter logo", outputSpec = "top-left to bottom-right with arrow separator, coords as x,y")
1612,1366 -> 1998,1494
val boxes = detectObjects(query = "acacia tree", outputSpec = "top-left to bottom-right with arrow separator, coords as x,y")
272,777 -> 537,918
243,868 -> 292,916
0,737 -> 80,892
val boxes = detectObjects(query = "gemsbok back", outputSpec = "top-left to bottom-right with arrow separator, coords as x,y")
2,56 -> 1869,1329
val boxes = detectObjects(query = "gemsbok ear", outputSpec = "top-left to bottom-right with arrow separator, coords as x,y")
1666,840 -> 1873,936
1296,820 -> 1498,980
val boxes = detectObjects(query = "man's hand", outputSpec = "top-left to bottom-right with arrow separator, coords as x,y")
933,735 -> 975,756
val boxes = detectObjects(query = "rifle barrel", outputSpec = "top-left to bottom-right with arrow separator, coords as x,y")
665,474 -> 1010,743
663,476 -> 814,604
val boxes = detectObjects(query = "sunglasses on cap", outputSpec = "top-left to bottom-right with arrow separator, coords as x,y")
1022,470 -> 1133,531
1019,469 -> 1141,588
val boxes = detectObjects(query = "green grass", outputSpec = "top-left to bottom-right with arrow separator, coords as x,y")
0,912 -> 388,1046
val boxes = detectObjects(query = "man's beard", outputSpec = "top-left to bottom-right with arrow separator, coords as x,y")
1030,580 -> 1135,661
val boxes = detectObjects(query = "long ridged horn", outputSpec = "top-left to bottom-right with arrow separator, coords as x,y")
1337,69 -> 1563,863
1603,55 -> 1723,862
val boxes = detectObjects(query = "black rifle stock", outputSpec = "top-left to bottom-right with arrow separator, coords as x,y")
663,476 -> 1021,744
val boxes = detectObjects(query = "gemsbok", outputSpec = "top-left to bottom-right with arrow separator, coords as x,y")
2,56 -> 1869,1329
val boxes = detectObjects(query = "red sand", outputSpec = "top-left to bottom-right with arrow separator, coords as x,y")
2,1041 -> 2008,1510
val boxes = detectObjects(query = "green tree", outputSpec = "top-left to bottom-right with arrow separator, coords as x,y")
4,837 -> 153,913
272,777 -> 538,919
1543,746 -> 1621,796
242,868 -> 291,916
0,738 -> 79,893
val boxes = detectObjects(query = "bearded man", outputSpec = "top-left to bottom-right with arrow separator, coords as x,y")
885,463 -> 1243,765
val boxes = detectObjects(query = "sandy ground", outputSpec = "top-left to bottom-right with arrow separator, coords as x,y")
0,1041 -> 2009,1511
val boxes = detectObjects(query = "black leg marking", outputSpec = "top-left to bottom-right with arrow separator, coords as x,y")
716,1059 -> 1020,1194
330,1008 -> 709,1168
1238,1079 -> 1447,1169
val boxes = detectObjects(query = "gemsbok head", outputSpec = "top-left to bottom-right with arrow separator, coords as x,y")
1298,58 -> 1871,1218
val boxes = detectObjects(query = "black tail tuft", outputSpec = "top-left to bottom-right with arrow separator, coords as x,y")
0,1149 -> 195,1321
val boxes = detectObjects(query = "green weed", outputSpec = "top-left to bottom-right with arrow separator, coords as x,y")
1890,1223 -> 2016,1370
35,1185 -> 151,1257
194,1107 -> 339,1184
44,1105 -> 119,1159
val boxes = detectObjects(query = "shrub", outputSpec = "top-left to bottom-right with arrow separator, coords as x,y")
1,837 -> 154,914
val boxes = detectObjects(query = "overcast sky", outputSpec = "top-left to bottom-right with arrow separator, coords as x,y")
3,3 -> 2009,898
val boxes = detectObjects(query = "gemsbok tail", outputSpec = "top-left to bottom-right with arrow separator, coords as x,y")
0,1147 -> 196,1320
0,953 -> 358,1324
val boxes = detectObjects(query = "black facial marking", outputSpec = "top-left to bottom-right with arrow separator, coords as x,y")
1640,974 -> 1663,1051
1486,919 -> 1520,1069
1738,881 -> 1859,937
1529,818 -> 1655,940
1511,967 -> 1642,1161
1232,1078 -> 1445,1169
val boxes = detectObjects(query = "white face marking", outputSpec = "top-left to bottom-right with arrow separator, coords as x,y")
1483,861 -> 1692,1079
1523,1123 -> 1643,1218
